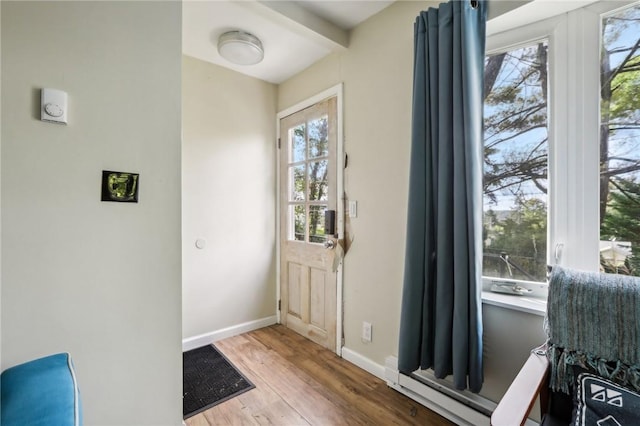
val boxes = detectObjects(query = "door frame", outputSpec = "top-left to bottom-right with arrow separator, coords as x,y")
276,83 -> 344,355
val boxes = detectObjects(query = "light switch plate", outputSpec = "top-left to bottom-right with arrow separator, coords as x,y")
41,88 -> 68,124
349,200 -> 358,218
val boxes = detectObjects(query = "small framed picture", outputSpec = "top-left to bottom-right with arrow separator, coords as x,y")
101,170 -> 139,203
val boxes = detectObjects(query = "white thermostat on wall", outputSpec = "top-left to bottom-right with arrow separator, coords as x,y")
41,88 -> 68,124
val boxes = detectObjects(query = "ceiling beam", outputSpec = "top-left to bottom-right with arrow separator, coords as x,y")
236,0 -> 349,51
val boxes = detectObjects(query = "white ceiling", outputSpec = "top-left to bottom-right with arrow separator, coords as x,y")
182,1 -> 394,84
183,1 -> 607,84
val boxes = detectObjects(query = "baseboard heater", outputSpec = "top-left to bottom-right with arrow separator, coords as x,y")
385,356 -> 540,426
385,357 -> 492,425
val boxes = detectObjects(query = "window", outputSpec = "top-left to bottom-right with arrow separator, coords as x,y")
482,1 -> 640,293
599,4 -> 640,276
287,115 -> 330,244
483,41 -> 549,283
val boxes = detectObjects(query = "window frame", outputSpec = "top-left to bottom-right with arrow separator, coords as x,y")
482,0 -> 640,311
483,15 -> 561,296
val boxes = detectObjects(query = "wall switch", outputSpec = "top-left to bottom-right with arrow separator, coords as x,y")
362,321 -> 372,342
349,200 -> 358,218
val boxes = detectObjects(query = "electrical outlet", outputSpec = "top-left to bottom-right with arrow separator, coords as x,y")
362,321 -> 372,342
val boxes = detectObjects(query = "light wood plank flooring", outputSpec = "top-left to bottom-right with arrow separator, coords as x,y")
185,325 -> 455,426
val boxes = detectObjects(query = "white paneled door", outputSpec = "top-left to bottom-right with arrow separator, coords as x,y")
279,97 -> 338,351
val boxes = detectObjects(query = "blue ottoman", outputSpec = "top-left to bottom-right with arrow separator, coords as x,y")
1,353 -> 82,426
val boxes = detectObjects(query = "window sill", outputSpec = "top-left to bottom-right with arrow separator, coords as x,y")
482,291 -> 547,316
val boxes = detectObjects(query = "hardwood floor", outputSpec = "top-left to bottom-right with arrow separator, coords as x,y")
185,325 -> 455,426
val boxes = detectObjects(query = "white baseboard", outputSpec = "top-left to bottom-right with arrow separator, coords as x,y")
182,316 -> 277,352
341,347 -> 386,380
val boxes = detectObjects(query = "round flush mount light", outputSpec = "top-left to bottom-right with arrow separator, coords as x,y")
217,31 -> 264,66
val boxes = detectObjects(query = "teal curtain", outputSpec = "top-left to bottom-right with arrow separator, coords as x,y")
398,0 -> 487,393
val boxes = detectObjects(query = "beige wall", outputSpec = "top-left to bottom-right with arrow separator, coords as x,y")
278,0 -> 545,402
279,0 -> 425,371
182,56 -> 277,340
1,2 -> 182,425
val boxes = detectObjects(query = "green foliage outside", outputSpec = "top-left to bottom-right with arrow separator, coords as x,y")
600,179 -> 640,275
484,199 -> 547,282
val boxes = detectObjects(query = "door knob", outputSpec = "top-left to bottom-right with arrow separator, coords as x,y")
324,240 -> 336,250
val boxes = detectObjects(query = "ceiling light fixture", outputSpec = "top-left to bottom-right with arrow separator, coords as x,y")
217,31 -> 264,66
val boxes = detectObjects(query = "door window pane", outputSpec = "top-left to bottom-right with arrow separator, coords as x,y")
309,205 -> 327,244
291,205 -> 305,241
308,160 -> 328,201
308,116 -> 329,159
483,41 -> 549,282
289,165 -> 306,201
290,123 -> 306,163
600,5 -> 640,276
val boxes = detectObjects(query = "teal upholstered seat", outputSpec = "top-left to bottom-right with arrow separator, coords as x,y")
1,353 -> 82,426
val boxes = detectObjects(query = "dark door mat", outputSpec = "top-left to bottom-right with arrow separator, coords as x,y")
183,344 -> 255,419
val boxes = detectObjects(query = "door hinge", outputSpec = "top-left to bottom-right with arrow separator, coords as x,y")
277,138 -> 281,149
278,299 -> 281,311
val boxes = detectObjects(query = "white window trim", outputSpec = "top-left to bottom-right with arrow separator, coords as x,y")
483,15 -> 560,304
